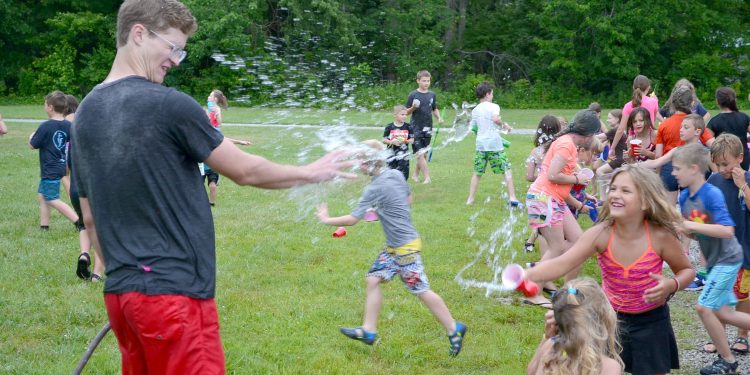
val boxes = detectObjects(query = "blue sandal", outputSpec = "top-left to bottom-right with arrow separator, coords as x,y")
340,326 -> 376,345
448,322 -> 468,356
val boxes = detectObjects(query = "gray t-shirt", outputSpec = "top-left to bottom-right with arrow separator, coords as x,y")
351,169 -> 418,248
72,76 -> 224,299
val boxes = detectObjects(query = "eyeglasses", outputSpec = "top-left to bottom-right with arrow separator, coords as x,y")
146,28 -> 187,63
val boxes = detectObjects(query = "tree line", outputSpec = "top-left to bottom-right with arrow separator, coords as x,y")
1,0 -> 748,109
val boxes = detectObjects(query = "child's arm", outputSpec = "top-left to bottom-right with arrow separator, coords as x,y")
225,137 -> 251,146
316,203 -> 359,226
682,219 -> 735,239
0,114 -> 6,136
526,337 -> 553,375
643,228 -> 695,303
432,107 -> 443,124
525,223 -> 608,283
546,155 -> 587,185
735,169 -> 750,213
639,147 -> 675,169
525,156 -> 537,182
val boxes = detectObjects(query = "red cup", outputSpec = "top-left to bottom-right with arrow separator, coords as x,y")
501,264 -> 539,297
629,139 -> 642,157
332,227 -> 347,238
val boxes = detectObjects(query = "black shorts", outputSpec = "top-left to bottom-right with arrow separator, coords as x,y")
618,305 -> 679,375
412,136 -> 432,154
203,170 -> 219,185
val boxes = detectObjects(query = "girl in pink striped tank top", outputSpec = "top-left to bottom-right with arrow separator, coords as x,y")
525,165 -> 695,375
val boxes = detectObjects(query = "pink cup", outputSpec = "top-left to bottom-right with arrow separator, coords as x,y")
501,264 -> 539,297
363,210 -> 379,222
332,227 -> 347,238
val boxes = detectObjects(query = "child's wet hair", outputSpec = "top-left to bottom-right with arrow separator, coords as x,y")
710,133 -> 744,162
598,165 -> 683,237
672,142 -> 710,173
682,113 -> 705,135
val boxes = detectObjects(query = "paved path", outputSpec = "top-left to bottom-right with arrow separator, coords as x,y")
4,118 -> 537,135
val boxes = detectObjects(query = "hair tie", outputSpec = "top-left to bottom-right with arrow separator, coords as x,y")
567,287 -> 577,295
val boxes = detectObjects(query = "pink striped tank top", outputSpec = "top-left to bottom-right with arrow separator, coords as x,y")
597,222 -> 663,313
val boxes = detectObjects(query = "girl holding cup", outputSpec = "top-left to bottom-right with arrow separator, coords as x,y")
625,107 -> 657,163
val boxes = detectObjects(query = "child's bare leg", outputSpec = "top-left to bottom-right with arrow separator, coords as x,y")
38,194 -> 50,226
208,182 -> 218,204
418,290 -> 456,333
418,154 -> 430,183
503,170 -> 517,202
362,276 -> 383,332
466,174 -> 481,204
735,300 -> 750,349
48,199 -> 79,223
79,229 -> 91,254
412,152 -> 421,182
61,175 -> 71,198
596,163 -> 613,177
699,305 -> 737,362
561,213 -> 583,281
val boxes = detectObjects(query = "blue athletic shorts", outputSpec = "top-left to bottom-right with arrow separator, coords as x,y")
38,179 -> 61,201
699,262 -> 741,310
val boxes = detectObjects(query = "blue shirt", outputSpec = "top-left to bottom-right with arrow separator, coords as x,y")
679,182 -> 743,269
708,172 -> 750,268
30,119 -> 71,179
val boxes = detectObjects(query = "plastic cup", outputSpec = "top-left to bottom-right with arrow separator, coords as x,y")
501,264 -> 539,297
629,139 -> 642,157
363,210 -> 378,222
332,227 -> 347,238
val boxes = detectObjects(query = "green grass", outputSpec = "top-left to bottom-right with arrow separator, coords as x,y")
0,107 -> 704,374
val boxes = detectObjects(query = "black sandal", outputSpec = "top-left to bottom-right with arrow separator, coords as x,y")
76,252 -> 91,280
731,337 -> 750,354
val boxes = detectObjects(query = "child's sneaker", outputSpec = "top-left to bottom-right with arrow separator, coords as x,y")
700,355 -> 739,375
339,326 -> 376,345
509,200 -> 523,209
448,322 -> 468,356
524,242 -> 535,253
686,274 -> 706,291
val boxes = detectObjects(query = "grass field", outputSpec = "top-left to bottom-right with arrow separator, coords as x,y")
0,106 -> 706,374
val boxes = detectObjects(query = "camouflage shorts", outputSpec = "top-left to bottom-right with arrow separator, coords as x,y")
473,150 -> 510,175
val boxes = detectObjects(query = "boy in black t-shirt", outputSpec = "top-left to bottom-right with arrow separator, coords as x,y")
406,70 -> 443,184
383,105 -> 413,181
29,91 -> 78,231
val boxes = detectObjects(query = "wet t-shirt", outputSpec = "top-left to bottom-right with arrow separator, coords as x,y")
72,76 -> 224,299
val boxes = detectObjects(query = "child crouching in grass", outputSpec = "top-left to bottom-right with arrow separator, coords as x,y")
525,165 -> 695,374
527,277 -> 622,375
316,140 -> 467,356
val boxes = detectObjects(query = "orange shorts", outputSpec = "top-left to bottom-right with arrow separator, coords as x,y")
105,292 -> 225,375
734,268 -> 750,302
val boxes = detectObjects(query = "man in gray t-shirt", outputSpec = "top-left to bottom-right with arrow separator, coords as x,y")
316,141 -> 467,356
72,1 -> 354,372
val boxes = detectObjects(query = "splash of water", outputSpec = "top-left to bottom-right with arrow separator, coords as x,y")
454,186 -> 523,297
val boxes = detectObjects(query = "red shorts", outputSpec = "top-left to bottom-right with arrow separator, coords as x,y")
734,268 -> 750,302
104,292 -> 225,375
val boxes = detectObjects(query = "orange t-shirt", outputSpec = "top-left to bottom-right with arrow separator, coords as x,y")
530,135 -> 577,201
655,113 -> 714,154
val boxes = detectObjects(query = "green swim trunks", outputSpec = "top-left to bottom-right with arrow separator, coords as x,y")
473,150 -> 510,175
